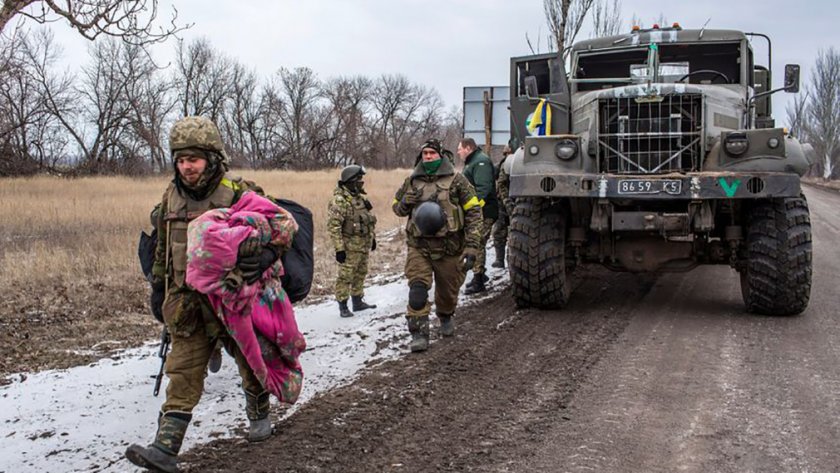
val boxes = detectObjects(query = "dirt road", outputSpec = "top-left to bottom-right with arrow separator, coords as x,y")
183,186 -> 840,473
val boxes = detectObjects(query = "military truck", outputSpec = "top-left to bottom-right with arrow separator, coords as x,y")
506,25 -> 813,315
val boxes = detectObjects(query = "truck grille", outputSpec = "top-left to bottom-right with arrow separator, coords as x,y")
598,94 -> 703,174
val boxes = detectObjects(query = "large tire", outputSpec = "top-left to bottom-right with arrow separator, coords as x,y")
508,198 -> 569,309
740,197 -> 812,316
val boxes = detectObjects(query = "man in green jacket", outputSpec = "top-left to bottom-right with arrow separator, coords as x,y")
457,137 -> 498,295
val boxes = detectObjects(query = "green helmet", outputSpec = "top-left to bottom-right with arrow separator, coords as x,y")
412,201 -> 446,236
169,116 -> 229,166
339,164 -> 366,184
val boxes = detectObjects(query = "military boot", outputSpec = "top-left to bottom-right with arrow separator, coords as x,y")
407,316 -> 430,352
491,245 -> 506,268
466,273 -> 489,289
464,274 -> 487,295
351,295 -> 377,311
245,389 -> 272,442
438,313 -> 455,337
125,411 -> 191,473
338,300 -> 354,318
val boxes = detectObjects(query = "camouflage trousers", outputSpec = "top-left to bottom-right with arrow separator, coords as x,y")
161,299 -> 262,414
405,246 -> 466,318
335,249 -> 370,301
472,217 -> 496,275
492,203 -> 510,250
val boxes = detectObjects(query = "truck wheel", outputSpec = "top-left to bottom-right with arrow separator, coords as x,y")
740,197 -> 812,316
509,198 -> 569,309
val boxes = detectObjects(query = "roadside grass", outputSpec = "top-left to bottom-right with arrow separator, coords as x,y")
0,169 -> 409,376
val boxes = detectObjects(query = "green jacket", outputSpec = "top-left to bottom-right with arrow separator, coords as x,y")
462,148 -> 498,220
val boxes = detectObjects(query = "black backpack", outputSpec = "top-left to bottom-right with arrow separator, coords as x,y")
272,198 -> 314,304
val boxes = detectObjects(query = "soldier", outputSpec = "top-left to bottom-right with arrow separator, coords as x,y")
126,116 -> 295,473
392,138 -> 483,352
327,164 -> 378,318
491,145 -> 513,268
456,137 -> 498,295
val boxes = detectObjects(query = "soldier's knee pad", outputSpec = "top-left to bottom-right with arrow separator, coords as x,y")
408,282 -> 429,310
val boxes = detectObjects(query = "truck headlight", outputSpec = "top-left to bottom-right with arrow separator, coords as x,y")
724,132 -> 749,156
529,144 -> 540,156
554,139 -> 578,160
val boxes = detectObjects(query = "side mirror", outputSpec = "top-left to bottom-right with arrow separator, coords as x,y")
524,75 -> 539,98
784,64 -> 800,93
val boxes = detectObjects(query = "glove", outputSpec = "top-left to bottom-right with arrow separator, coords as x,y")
401,191 -> 420,208
371,238 -> 377,251
363,199 -> 373,211
335,250 -> 347,264
150,281 -> 165,323
237,246 -> 278,284
461,247 -> 478,272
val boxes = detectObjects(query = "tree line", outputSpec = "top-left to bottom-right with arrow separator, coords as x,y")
786,47 -> 840,179
0,31 -> 460,176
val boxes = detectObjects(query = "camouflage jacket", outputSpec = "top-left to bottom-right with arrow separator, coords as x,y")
496,155 -> 513,214
392,158 -> 482,256
326,184 -> 377,253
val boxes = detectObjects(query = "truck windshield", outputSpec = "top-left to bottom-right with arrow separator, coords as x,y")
575,42 -> 741,91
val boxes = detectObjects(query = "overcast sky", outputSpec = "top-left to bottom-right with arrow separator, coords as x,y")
13,0 -> 840,120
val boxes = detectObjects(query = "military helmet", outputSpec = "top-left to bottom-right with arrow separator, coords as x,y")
412,201 -> 446,236
169,116 -> 229,165
340,164 -> 366,184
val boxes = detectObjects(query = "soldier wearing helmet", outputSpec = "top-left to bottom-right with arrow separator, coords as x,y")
327,164 -> 378,318
126,116 -> 288,472
392,138 -> 483,352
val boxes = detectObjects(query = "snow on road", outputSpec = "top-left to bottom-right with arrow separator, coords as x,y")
1,251 -> 507,473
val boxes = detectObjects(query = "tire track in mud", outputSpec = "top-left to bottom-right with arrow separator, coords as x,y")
516,187 -> 840,473
181,269 -> 657,473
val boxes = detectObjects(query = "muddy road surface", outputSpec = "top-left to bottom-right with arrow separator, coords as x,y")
183,186 -> 840,473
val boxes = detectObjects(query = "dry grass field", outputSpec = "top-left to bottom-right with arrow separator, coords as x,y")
0,169 -> 410,378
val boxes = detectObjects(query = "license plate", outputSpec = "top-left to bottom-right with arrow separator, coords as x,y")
617,179 -> 682,195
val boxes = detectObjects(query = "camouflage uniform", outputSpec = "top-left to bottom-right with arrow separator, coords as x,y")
491,151 -> 513,267
327,184 -> 377,302
393,151 -> 482,350
127,116 -> 286,472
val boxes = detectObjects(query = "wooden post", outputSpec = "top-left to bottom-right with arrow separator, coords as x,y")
483,90 -> 492,156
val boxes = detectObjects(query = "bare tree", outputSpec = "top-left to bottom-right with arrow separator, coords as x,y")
0,30 -> 62,174
272,66 -> 321,169
805,48 -> 840,179
318,75 -> 372,166
17,28 -> 81,170
785,92 -> 810,141
591,0 -> 622,37
543,0 -> 595,58
221,61 -> 280,169
119,42 -> 176,172
174,38 -> 232,121
0,0 -> 188,45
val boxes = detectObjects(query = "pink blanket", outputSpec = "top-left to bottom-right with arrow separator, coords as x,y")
185,191 -> 305,404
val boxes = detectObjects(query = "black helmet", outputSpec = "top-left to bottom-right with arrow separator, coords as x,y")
340,164 -> 366,184
412,201 -> 446,236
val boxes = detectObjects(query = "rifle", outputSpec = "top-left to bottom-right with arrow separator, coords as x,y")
138,228 -> 171,396
152,326 -> 170,397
